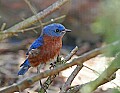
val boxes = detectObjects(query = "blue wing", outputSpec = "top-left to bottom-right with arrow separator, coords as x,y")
18,59 -> 30,75
26,36 -> 43,55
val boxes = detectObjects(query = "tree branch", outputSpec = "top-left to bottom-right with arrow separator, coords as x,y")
0,41 -> 120,93
24,0 -> 43,29
39,46 -> 78,93
66,54 -> 119,93
60,65 -> 83,93
0,0 -> 70,41
79,54 -> 120,93
0,15 -> 66,36
0,46 -> 101,93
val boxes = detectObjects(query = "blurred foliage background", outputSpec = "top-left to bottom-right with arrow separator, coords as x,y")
0,0 -> 120,93
92,0 -> 120,56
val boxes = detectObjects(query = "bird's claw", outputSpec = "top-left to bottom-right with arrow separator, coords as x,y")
49,61 -> 57,69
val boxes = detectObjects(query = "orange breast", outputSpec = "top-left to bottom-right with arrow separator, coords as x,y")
28,35 -> 62,67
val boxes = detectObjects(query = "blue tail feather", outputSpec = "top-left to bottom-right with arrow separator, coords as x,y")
18,59 -> 31,75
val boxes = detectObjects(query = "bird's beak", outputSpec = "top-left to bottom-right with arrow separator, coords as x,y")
63,29 -> 72,32
61,29 -> 71,35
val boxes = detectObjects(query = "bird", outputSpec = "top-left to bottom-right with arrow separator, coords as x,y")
18,23 -> 71,75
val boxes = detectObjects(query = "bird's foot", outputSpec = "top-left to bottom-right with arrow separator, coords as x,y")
49,61 -> 57,69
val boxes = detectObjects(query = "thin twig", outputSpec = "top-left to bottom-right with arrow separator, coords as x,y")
39,46 -> 78,93
65,46 -> 78,61
83,65 -> 120,89
60,65 -> 83,93
66,54 -> 120,93
0,15 -> 66,35
0,0 -> 70,40
83,65 -> 99,75
0,46 -> 101,92
24,0 -> 43,29
1,41 -> 120,93
0,23 -> 6,31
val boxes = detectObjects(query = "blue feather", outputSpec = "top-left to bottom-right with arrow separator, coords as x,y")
18,59 -> 31,75
26,36 -> 43,55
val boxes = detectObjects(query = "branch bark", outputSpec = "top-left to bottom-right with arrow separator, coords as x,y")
79,55 -> 120,93
0,45 -> 101,93
67,54 -> 119,93
0,0 -> 70,41
0,41 -> 120,93
60,65 -> 83,93
39,46 -> 78,93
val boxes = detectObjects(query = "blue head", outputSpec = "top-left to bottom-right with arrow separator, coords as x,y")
42,23 -> 71,37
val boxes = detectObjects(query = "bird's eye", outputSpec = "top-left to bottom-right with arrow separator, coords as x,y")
55,29 -> 60,33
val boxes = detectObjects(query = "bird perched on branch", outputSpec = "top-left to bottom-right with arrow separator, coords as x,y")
18,23 -> 71,75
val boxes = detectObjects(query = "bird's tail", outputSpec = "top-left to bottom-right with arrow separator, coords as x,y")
18,59 -> 31,75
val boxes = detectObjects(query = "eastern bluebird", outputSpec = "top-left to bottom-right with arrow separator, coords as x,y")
18,23 -> 71,75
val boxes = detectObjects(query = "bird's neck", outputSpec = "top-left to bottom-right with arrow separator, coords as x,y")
43,34 -> 62,44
